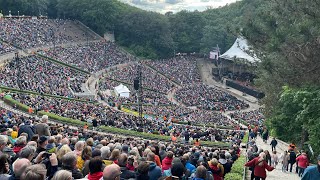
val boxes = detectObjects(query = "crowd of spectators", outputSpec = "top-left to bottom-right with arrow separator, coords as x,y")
175,84 -> 249,111
0,42 -> 15,55
100,64 -> 175,93
229,109 -> 265,126
0,18 -> 94,49
145,56 -> 202,85
0,104 -> 246,180
0,55 -> 88,96
38,41 -> 133,73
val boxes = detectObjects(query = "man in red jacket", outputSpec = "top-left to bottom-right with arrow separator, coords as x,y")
245,152 -> 275,180
296,152 -> 309,177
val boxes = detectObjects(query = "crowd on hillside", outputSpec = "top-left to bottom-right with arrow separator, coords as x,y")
0,55 -> 87,96
0,105 -> 246,180
175,84 -> 249,111
101,64 -> 175,94
229,110 -> 265,126
5,93 -> 238,143
38,41 -> 133,73
0,19 -> 92,49
144,56 -> 201,85
0,42 -> 15,55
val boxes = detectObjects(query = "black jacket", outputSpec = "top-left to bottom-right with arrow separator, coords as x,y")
18,124 -> 35,141
120,166 -> 136,180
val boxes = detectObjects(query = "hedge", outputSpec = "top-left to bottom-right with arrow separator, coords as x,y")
38,111 -> 229,147
36,54 -> 91,74
0,86 -> 97,104
3,95 -> 31,113
224,155 -> 246,180
176,121 -> 233,130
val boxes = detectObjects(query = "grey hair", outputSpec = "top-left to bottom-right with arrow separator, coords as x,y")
51,170 -> 72,180
62,152 -> 77,167
19,146 -> 36,159
100,146 -> 111,159
16,136 -> 27,145
0,135 -> 8,146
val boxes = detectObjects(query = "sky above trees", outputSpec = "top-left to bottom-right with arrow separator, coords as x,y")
118,0 -> 239,13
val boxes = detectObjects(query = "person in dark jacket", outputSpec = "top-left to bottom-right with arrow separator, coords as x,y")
136,161 -> 150,180
147,152 -> 162,180
288,150 -> 297,172
18,121 -> 35,141
270,138 -> 278,152
118,153 -> 136,180
61,152 -> 83,179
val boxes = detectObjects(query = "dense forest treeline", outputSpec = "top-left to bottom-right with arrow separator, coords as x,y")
2,0 -> 320,160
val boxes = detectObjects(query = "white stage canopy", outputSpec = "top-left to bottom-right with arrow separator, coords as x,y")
219,37 -> 260,63
114,84 -> 130,98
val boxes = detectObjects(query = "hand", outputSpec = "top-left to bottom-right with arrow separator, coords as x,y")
35,151 -> 46,163
49,153 -> 58,166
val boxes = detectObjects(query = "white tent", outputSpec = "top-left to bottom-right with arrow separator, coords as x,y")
114,84 -> 130,98
219,37 -> 260,63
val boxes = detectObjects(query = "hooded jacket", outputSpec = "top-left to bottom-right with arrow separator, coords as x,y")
148,162 -> 162,180
245,157 -> 274,178
162,157 -> 173,170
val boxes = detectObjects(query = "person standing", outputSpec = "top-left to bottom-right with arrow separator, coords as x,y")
280,150 -> 289,172
301,155 -> 320,180
270,138 -> 278,152
35,115 -> 51,137
245,152 -> 274,180
296,152 -> 309,177
287,150 -> 296,172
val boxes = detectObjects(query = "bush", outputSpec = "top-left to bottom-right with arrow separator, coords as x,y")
3,95 -> 31,113
224,155 -> 246,180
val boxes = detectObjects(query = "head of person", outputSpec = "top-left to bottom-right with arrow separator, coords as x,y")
110,149 -> 120,160
57,144 -> 72,161
100,146 -> 111,160
89,157 -> 103,174
118,153 -> 128,167
171,161 -> 185,178
51,170 -> 72,180
195,165 -> 207,179
103,164 -> 121,180
13,158 -> 31,178
0,154 -> 10,174
38,136 -> 48,148
41,115 -> 48,123
258,152 -> 266,166
62,152 -> 77,169
16,136 -> 27,146
75,141 -> 85,152
0,135 -> 8,151
22,164 -> 47,180
19,145 -> 36,161
137,161 -> 149,175
167,151 -> 174,159
81,146 -> 92,161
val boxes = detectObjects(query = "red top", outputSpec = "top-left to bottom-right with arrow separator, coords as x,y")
245,157 -> 274,178
296,154 -> 309,168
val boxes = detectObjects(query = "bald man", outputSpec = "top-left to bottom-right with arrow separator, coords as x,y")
103,164 -> 122,180
11,158 -> 31,179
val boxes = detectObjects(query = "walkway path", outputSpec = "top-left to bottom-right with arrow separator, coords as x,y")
251,136 -> 300,180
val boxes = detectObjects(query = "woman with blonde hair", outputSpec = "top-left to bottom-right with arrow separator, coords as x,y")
51,170 -> 72,180
57,145 -> 72,165
245,152 -> 275,180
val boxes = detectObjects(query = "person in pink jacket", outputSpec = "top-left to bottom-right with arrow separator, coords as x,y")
296,152 -> 309,177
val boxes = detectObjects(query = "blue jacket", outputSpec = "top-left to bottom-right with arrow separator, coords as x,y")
148,162 -> 162,180
186,162 -> 196,173
302,166 -> 320,180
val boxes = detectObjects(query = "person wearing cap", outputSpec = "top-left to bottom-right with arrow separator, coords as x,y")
35,115 -> 51,137
301,155 -> 320,180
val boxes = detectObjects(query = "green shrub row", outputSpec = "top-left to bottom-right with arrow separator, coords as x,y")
224,155 -> 246,180
3,95 -> 31,113
36,54 -> 91,74
176,121 -> 233,130
0,86 -> 96,104
3,94 -> 230,147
